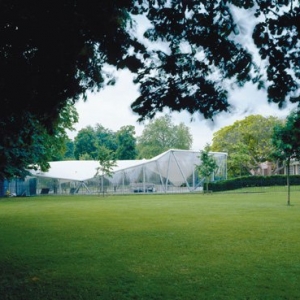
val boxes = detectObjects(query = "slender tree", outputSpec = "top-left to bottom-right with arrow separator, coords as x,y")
272,110 -> 300,206
95,146 -> 117,196
197,144 -> 218,193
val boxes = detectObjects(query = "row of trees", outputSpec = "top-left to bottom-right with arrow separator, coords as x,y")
60,115 -> 193,161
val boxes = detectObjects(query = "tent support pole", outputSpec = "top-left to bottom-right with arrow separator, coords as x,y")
165,153 -> 172,192
156,160 -> 166,193
172,151 -> 190,191
75,181 -> 91,194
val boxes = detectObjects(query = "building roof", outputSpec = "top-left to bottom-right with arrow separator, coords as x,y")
30,159 -> 149,181
30,149 -> 227,185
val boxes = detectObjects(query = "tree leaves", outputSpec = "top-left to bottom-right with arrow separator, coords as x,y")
252,3 -> 300,106
0,0 -> 141,177
74,124 -> 137,160
132,0 -> 300,120
0,101 -> 78,179
132,0 -> 256,120
137,115 -> 193,158
272,109 -> 300,161
211,115 -> 283,178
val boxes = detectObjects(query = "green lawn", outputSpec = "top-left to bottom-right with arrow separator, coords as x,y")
1,193 -> 300,299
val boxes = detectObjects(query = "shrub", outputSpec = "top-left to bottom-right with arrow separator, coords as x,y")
209,175 -> 300,192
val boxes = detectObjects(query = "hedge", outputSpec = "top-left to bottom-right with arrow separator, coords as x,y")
208,175 -> 300,192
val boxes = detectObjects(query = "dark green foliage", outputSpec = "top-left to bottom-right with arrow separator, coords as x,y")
116,126 -> 137,160
0,0 -> 141,177
63,139 -> 75,160
0,101 -> 78,179
0,0 -> 138,127
132,0 -> 300,120
272,110 -> 300,162
253,3 -> 300,106
74,124 -> 137,160
132,0 -> 250,120
209,175 -> 300,192
1,0 -> 300,178
74,126 -> 99,160
95,124 -> 119,154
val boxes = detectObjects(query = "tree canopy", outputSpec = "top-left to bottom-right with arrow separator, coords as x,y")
131,0 -> 300,120
0,100 -> 78,179
1,0 -> 300,177
137,115 -> 193,158
115,126 -> 138,160
74,124 -> 137,160
211,115 -> 282,178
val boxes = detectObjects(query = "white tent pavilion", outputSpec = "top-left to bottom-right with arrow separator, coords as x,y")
30,149 -> 227,194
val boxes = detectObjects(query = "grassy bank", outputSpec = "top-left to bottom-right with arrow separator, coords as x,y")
1,193 -> 300,299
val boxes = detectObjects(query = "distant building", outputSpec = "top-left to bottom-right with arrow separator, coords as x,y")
285,159 -> 300,175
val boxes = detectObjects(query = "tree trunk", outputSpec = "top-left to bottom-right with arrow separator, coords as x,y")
287,159 -> 290,206
272,160 -> 285,175
102,175 -> 104,197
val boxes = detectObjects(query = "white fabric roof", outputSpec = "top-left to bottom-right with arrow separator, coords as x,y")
30,159 -> 149,181
30,149 -> 227,184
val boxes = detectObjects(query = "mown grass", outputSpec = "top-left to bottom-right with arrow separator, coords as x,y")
1,193 -> 300,299
219,185 -> 300,194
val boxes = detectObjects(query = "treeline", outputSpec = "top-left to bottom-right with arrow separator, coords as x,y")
57,115 -> 193,161
67,124 -> 137,160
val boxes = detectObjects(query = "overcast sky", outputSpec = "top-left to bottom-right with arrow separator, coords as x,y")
68,7 -> 297,150
68,67 -> 296,150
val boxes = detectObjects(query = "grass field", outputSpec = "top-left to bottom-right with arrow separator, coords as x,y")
1,192 -> 300,299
